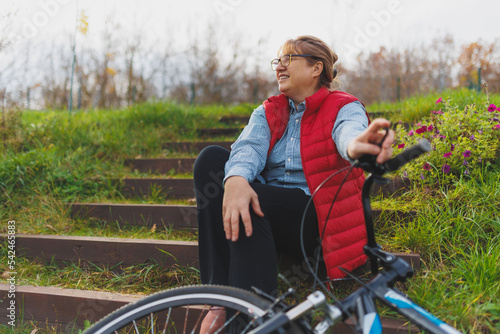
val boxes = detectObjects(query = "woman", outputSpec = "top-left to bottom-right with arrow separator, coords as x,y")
194,35 -> 394,332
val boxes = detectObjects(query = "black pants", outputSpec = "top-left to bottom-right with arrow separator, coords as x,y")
193,146 -> 321,296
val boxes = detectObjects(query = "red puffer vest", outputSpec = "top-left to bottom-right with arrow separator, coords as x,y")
263,87 -> 368,279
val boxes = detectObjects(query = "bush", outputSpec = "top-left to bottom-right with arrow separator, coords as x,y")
394,95 -> 500,184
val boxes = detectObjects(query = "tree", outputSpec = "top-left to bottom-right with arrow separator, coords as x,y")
458,40 -> 500,92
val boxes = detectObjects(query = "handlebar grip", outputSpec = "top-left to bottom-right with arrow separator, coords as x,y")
382,139 -> 431,172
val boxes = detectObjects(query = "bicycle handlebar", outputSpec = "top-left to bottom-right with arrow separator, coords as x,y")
383,139 -> 432,173
356,139 -> 432,175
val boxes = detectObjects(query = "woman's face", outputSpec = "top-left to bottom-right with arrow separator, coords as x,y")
274,54 -> 321,104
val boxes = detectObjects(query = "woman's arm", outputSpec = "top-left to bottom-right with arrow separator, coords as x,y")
333,101 -> 394,164
223,105 -> 269,242
224,105 -> 270,183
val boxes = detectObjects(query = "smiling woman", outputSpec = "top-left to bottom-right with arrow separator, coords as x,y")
277,36 -> 338,89
193,35 -> 395,333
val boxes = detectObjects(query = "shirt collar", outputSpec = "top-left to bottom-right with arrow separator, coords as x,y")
288,98 -> 306,114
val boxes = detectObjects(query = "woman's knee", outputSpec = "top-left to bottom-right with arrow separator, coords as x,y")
193,145 -> 229,179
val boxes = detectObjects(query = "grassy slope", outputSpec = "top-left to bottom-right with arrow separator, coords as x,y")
1,91 -> 499,332
369,87 -> 500,123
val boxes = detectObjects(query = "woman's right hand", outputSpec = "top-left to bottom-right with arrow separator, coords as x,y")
222,176 -> 264,242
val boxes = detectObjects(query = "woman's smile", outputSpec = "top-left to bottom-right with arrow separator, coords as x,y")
278,74 -> 290,82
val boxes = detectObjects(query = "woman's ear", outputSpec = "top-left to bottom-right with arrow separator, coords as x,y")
312,61 -> 323,78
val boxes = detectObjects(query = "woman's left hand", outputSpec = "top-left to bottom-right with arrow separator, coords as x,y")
347,118 -> 395,164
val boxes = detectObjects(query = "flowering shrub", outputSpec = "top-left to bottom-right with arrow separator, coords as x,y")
393,96 -> 500,184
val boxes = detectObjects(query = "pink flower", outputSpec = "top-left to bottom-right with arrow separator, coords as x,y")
493,124 -> 500,130
408,130 -> 414,136
488,104 -> 497,112
443,152 -> 452,158
463,150 -> 471,158
442,164 -> 451,173
398,143 -> 405,149
416,126 -> 428,134
423,163 -> 432,171
450,144 -> 455,151
436,97 -> 443,104
431,110 -> 443,114
428,124 -> 434,132
497,107 -> 500,111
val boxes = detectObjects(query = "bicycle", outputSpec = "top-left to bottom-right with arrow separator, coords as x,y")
83,139 -> 463,334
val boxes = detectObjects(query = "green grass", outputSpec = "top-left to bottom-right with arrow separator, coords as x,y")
0,252 -> 200,296
386,173 -> 499,332
1,90 -> 499,332
367,87 -> 500,123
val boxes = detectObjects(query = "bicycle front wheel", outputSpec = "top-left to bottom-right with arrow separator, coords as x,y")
83,285 -> 279,334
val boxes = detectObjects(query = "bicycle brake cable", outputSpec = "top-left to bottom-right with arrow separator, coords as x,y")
313,164 -> 355,292
299,165 -> 356,314
299,164 -> 364,334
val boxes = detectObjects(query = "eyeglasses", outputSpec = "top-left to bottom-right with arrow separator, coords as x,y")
271,54 -> 314,71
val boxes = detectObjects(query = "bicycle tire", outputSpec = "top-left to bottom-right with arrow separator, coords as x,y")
83,284 -> 293,334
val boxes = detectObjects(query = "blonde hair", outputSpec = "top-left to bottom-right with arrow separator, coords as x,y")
278,35 -> 338,89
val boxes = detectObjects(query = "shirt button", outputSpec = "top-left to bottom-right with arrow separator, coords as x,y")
295,119 -> 299,123
290,137 -> 294,141
286,172 -> 291,176
287,158 -> 291,162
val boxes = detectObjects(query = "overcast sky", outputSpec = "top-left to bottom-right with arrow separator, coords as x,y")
2,0 -> 499,62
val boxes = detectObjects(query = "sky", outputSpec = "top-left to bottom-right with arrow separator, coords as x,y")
2,0 -> 499,61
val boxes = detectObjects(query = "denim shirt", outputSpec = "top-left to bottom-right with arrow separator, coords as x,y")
224,99 -> 368,195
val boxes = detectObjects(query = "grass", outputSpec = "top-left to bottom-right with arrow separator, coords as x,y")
368,87 -> 500,123
0,249 -> 200,296
1,90 -> 499,333
383,173 -> 500,332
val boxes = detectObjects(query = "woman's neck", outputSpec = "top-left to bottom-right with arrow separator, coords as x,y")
291,86 -> 321,106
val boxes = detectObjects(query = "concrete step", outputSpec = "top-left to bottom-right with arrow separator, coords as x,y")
197,128 -> 242,137
219,115 -> 250,124
70,203 -> 198,228
125,157 -> 196,174
115,177 -> 411,199
69,203 -> 416,229
0,283 -> 140,330
124,156 -> 414,198
0,234 -> 199,269
117,178 -> 195,199
162,141 -> 233,152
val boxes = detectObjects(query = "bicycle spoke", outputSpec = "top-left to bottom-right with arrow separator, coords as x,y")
241,316 -> 258,334
213,311 -> 241,334
207,312 -> 220,333
161,308 -> 172,334
183,305 -> 189,334
191,305 -> 208,334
